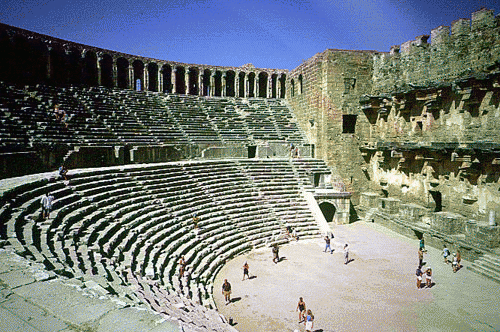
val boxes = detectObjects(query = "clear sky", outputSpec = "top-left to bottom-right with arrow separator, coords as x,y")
0,0 -> 498,70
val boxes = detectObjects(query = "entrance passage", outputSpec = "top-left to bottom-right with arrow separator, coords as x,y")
319,202 -> 336,223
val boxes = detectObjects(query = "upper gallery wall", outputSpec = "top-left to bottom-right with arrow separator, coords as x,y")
0,23 -> 287,99
372,8 -> 500,95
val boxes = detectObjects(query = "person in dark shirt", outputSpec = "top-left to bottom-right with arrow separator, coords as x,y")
222,279 -> 232,305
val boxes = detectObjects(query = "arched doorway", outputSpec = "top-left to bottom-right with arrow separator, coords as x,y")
319,202 -> 336,223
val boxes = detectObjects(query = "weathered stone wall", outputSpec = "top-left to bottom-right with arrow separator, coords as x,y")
372,8 -> 500,95
286,49 -> 376,201
356,8 -> 500,224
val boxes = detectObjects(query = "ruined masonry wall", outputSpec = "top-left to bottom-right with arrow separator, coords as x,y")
287,50 -> 375,200
372,8 -> 500,95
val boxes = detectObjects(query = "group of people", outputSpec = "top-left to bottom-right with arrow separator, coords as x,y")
40,192 -> 55,219
443,245 -> 462,272
415,240 -> 463,289
54,104 -> 69,129
296,297 -> 314,331
323,233 -> 350,265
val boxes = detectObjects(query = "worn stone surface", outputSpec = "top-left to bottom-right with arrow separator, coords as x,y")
96,307 -> 179,332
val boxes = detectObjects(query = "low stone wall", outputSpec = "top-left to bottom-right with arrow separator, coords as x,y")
358,192 -> 500,261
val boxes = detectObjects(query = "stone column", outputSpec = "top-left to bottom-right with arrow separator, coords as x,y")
128,64 -> 134,90
253,74 -> 258,97
186,71 -> 191,95
268,76 -> 273,99
245,76 -> 250,98
159,66 -> 164,93
144,66 -> 149,91
172,68 -> 177,94
222,73 -> 227,97
46,47 -> 52,81
112,58 -> 118,88
198,72 -> 203,96
96,54 -> 102,86
235,74 -> 240,98
210,73 -> 215,97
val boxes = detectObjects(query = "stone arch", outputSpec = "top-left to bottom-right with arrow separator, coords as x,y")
147,62 -> 158,92
82,50 -> 98,87
0,30 -> 14,82
202,69 -> 211,96
162,64 -> 172,93
175,66 -> 186,94
214,70 -> 222,97
10,35 -> 32,84
67,47 -> 82,86
117,57 -> 129,89
298,74 -> 303,94
50,45 -> 68,86
248,72 -> 256,97
225,70 -> 236,97
258,72 -> 268,98
99,53 -> 113,88
133,59 -> 144,91
188,67 -> 199,95
279,74 -> 286,98
319,201 -> 337,223
238,72 -> 245,97
20,38 -> 47,85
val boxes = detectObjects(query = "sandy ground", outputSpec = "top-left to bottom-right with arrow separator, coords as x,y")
213,222 -> 500,332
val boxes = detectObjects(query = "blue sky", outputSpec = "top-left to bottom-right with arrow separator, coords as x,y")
0,0 -> 498,70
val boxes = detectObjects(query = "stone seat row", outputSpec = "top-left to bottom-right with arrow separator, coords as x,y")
1,158 -> 328,329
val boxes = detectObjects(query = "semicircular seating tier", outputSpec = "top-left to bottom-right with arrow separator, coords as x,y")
0,158 -> 331,329
0,82 -> 307,152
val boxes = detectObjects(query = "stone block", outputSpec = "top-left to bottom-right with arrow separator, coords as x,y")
399,203 -> 429,223
359,192 -> 379,208
431,212 -> 465,234
471,8 -> 495,31
451,18 -> 471,36
379,197 -> 400,214
15,280 -> 118,325
465,221 -> 500,247
1,293 -> 69,332
431,26 -> 450,45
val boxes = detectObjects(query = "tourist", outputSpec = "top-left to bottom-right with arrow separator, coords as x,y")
419,238 -> 426,252
324,235 -> 333,253
416,265 -> 423,289
443,245 -> 450,264
182,266 -> 191,290
425,267 -> 432,288
192,213 -> 200,229
61,109 -> 69,129
296,297 -> 306,323
452,253 -> 459,273
304,309 -> 314,332
178,256 -> 186,278
272,243 -> 279,264
291,228 -> 298,241
343,243 -> 349,264
59,165 -> 68,181
242,261 -> 250,280
222,279 -> 232,305
418,247 -> 424,266
40,192 -> 54,219
456,250 -> 462,268
54,104 -> 63,121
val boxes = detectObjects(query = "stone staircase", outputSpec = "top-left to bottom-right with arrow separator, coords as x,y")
468,253 -> 500,283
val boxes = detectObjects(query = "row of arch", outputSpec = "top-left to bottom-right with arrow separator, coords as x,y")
0,28 -> 287,98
